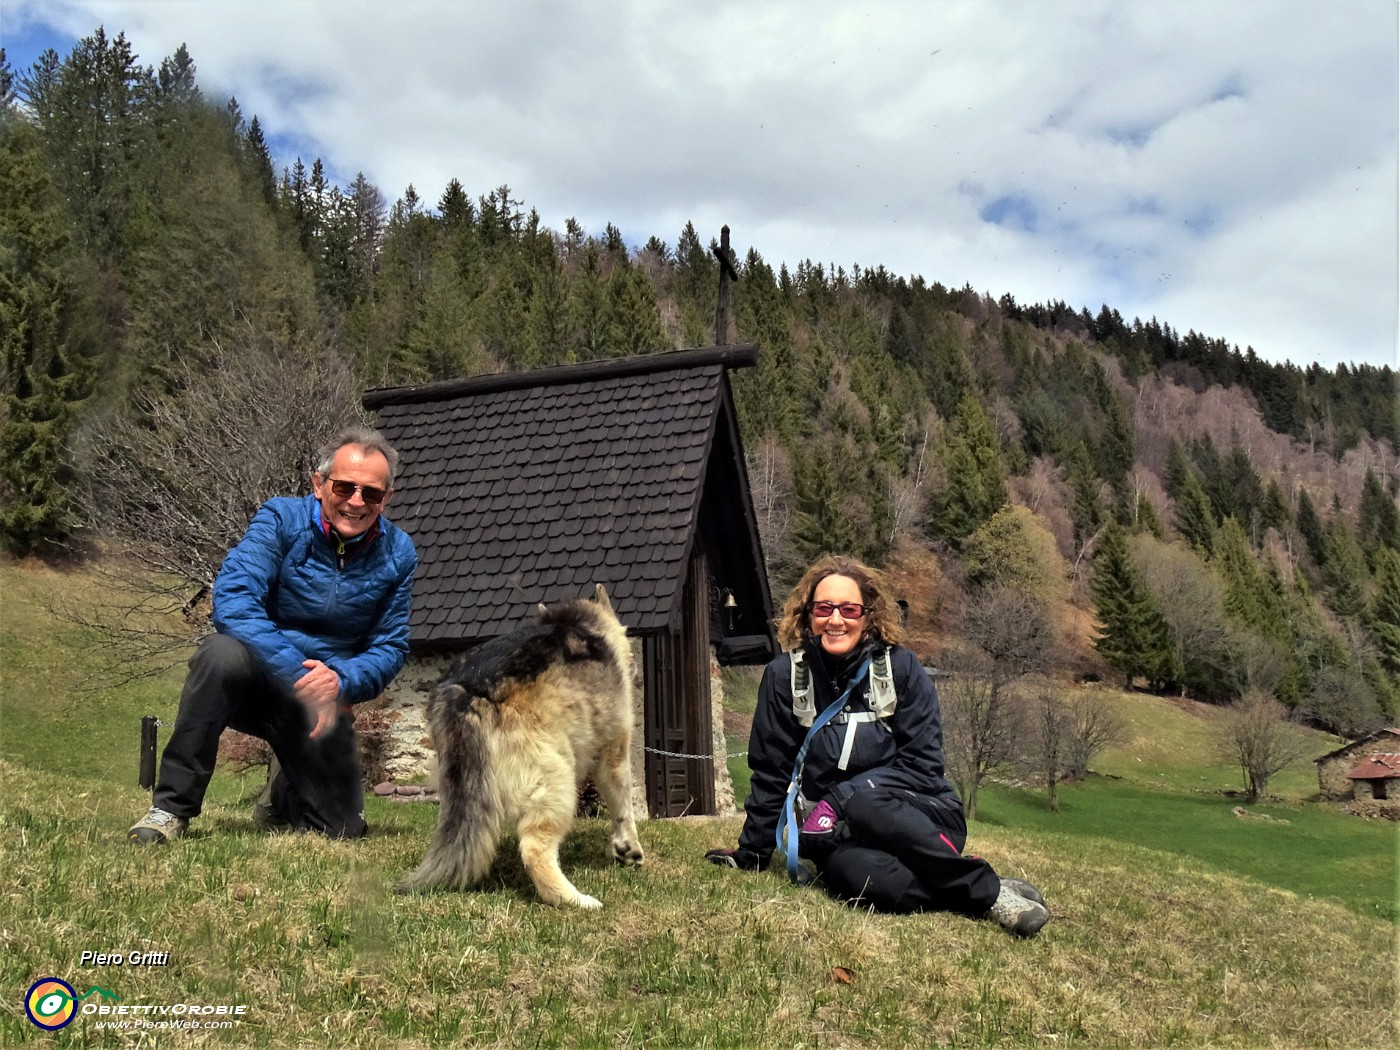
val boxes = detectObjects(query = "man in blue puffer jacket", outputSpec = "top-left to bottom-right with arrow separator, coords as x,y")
130,427 -> 418,843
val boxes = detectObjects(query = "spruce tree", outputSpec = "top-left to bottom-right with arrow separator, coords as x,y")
930,395 -> 1008,545
1295,487 -> 1326,567
604,264 -> 667,358
0,120 -> 95,554
1064,441 -> 1104,551
1367,547 -> 1400,677
1134,492 -> 1165,539
1258,478 -> 1290,535
1090,521 -> 1174,689
1162,437 -> 1191,501
567,243 -> 609,362
1222,435 -> 1264,527
789,443 -> 861,562
1173,470 -> 1217,555
1357,468 -> 1400,561
1322,517 -> 1370,621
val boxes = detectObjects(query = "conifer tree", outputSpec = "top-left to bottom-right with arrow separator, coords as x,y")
1173,470 -> 1217,555
1,49 -> 15,115
1162,437 -> 1191,501
244,115 -> 277,207
604,264 -> 667,358
1258,478 -> 1290,535
481,257 -> 530,367
930,395 -> 1008,546
0,119 -> 96,553
789,443 -> 861,562
567,242 -> 609,362
22,28 -> 154,263
1368,547 -> 1400,678
1134,491 -> 1165,539
1189,433 -> 1230,522
1064,441 -> 1104,550
1322,517 -> 1370,620
1215,516 -> 1288,640
731,248 -> 801,441
669,221 -> 715,346
1088,362 -> 1135,496
1090,521 -> 1175,689
1295,487 -> 1326,567
1222,435 -> 1264,528
524,251 -> 570,366
1357,468 -> 1400,561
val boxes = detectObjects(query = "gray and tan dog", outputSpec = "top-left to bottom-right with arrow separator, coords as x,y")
395,585 -> 644,908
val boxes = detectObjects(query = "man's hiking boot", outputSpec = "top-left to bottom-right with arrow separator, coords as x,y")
986,884 -> 1050,937
129,807 -> 188,845
1000,877 -> 1046,907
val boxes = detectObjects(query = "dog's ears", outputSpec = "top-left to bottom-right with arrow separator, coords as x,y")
593,583 -> 612,611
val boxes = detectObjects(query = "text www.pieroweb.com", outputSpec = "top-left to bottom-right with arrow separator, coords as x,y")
82,1003 -> 247,1031
93,1017 -> 236,1031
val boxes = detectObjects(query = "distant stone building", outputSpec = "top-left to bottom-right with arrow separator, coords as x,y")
1314,728 -> 1400,806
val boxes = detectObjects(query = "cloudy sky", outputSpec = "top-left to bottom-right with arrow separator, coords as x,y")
5,0 -> 1397,371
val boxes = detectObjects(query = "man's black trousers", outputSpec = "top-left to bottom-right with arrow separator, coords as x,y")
815,786 -> 1001,915
152,633 -> 367,839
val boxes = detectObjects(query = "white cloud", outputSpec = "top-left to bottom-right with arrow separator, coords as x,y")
7,0 -> 1397,369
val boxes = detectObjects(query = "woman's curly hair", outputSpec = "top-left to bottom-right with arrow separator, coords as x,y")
775,554 -> 905,651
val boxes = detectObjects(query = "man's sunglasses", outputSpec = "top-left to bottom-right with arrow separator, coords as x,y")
326,479 -> 388,505
809,601 -> 866,619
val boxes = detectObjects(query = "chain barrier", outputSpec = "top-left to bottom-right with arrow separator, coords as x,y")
643,746 -> 748,762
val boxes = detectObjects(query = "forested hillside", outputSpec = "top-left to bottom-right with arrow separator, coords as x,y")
2,31 -> 1396,733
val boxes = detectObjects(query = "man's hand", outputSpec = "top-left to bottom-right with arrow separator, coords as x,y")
704,847 -> 765,870
295,660 -> 342,740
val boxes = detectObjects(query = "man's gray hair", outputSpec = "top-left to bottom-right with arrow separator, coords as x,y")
316,426 -> 400,489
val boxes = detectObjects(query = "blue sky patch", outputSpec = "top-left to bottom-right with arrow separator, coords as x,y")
3,21 -> 79,76
980,194 -> 1039,233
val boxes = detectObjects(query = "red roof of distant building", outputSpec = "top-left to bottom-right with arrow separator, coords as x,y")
1316,728 -> 1400,763
1346,754 -> 1400,780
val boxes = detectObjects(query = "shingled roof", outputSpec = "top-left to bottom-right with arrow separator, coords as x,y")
363,345 -> 774,652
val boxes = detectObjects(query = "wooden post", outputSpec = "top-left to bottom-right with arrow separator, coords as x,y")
712,225 -> 739,345
140,715 -> 158,789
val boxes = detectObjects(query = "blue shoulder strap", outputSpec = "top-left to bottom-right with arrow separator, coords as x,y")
775,655 -> 871,885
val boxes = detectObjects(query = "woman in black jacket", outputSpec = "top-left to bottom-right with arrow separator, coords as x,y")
706,555 -> 1049,936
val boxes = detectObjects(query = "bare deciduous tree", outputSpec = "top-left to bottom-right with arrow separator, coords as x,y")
1025,688 -> 1072,812
63,324 -> 361,680
959,584 -> 1057,682
746,432 -> 795,581
1218,690 -> 1311,803
938,654 -> 1018,820
1065,692 -> 1129,780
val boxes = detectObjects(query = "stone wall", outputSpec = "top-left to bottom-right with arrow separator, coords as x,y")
1316,735 -> 1400,801
1316,755 -> 1356,801
710,649 -> 737,815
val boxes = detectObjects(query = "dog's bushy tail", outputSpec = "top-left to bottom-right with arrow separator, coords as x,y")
394,684 -> 502,894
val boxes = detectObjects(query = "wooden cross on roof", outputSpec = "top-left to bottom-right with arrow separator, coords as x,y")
712,225 -> 739,345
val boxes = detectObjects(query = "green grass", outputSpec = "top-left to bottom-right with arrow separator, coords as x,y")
2,560 -> 1397,1048
977,779 -> 1397,923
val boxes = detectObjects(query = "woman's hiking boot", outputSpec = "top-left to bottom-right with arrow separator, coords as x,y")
985,884 -> 1050,937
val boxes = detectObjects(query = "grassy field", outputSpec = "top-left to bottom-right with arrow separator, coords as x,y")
2,559 -> 1397,1047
